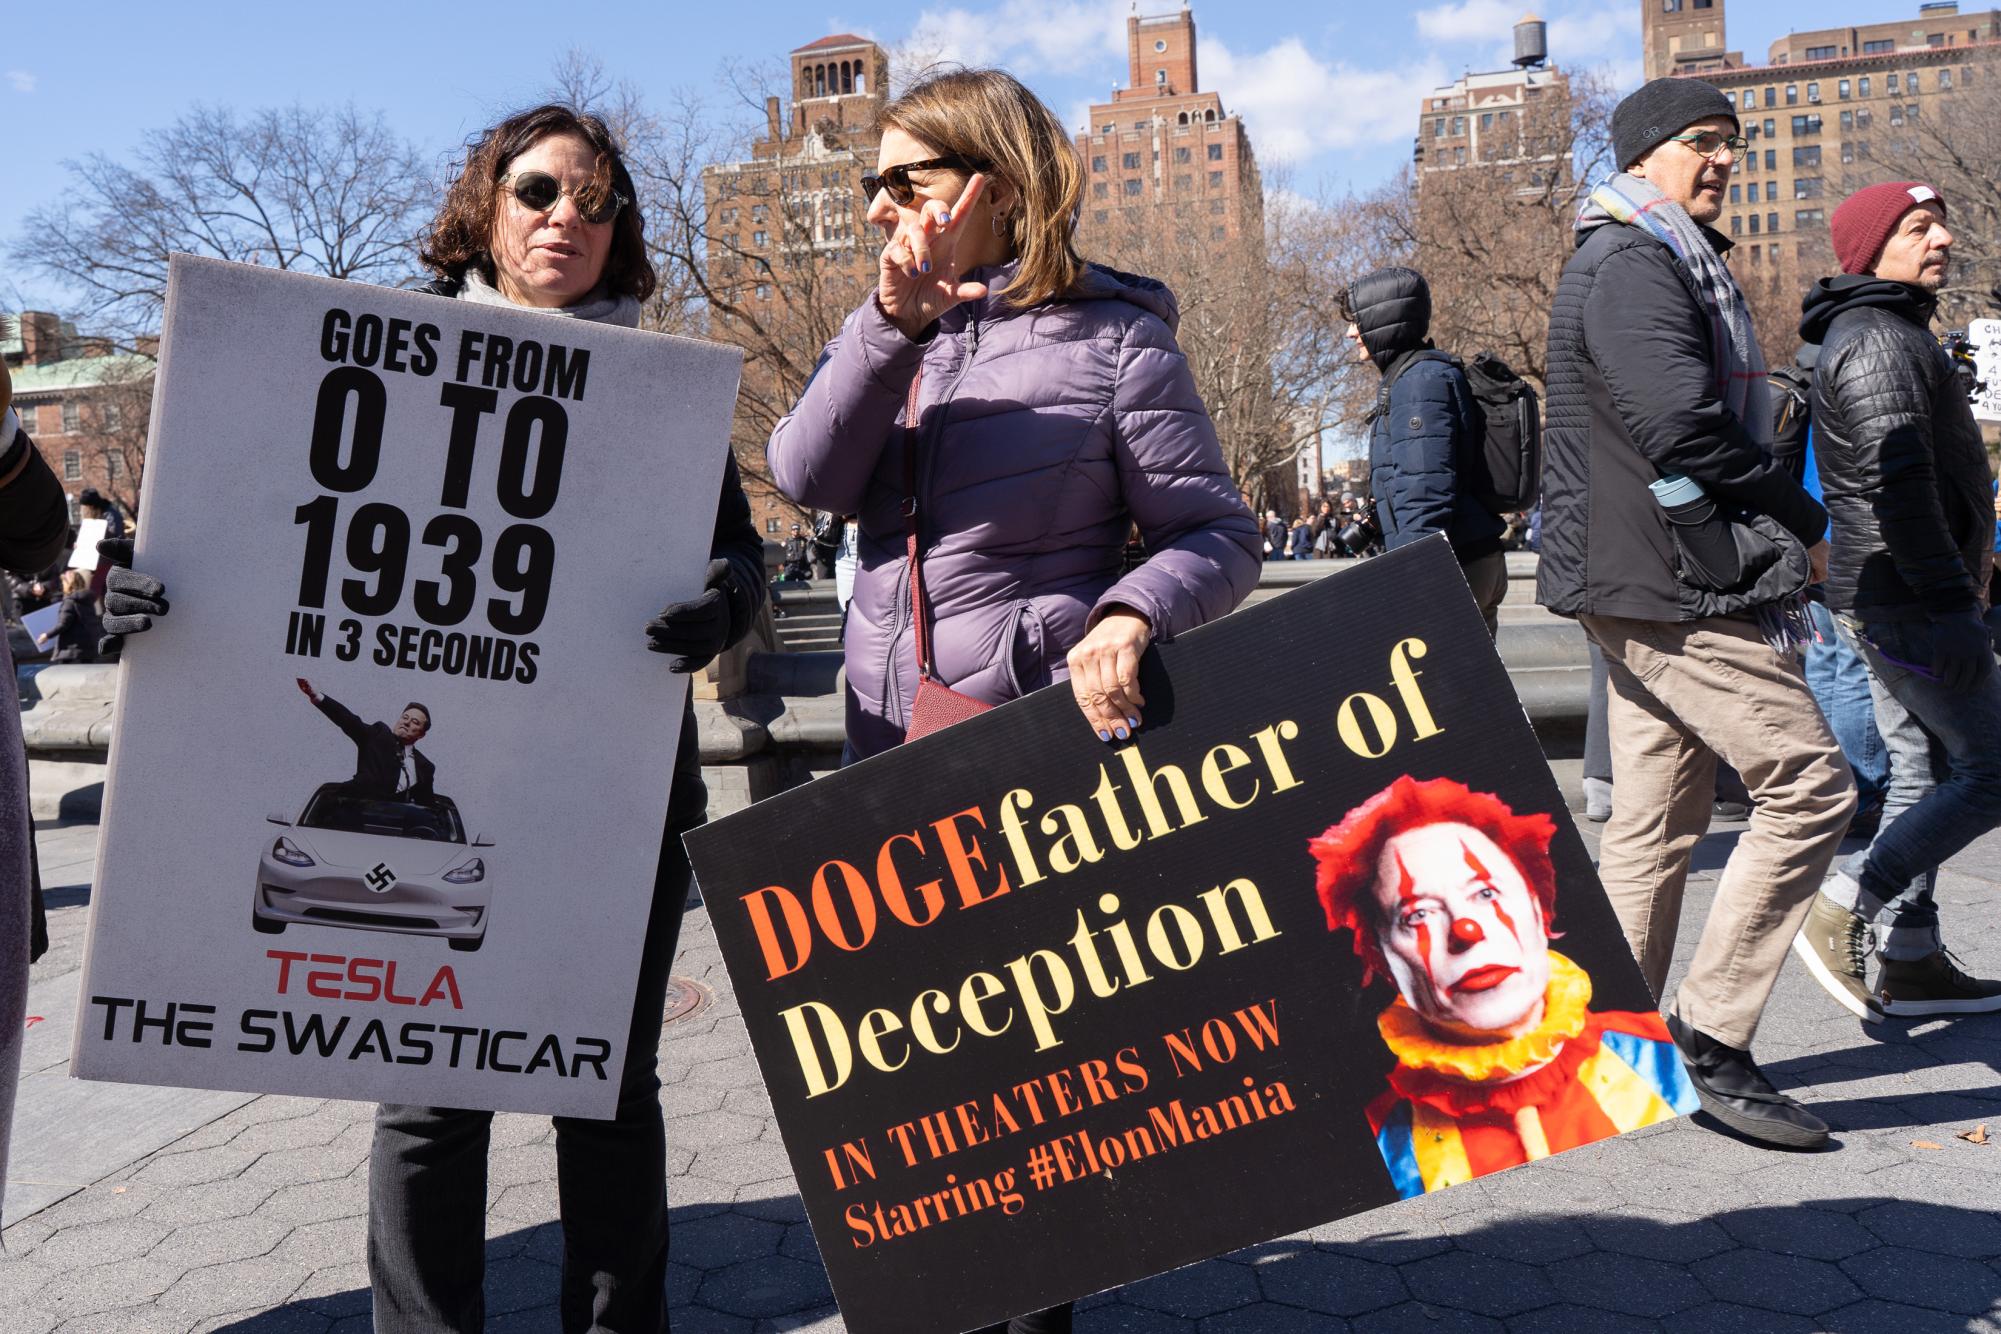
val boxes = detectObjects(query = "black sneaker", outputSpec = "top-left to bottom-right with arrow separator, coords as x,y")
1665,1011 -> 1831,1149
1876,950 -> 2001,1016
1712,799 -> 1751,821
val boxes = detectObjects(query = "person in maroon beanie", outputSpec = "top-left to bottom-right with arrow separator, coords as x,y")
1791,180 -> 2001,1021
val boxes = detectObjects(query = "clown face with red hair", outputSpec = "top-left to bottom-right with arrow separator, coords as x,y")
1311,776 -> 1695,1198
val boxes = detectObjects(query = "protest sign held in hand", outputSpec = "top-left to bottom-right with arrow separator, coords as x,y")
687,538 -> 1693,1334
74,255 -> 742,1118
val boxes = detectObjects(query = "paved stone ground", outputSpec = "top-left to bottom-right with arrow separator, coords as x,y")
7,789 -> 2001,1333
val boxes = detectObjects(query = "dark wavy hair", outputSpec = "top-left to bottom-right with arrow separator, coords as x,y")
421,103 -> 655,302
1308,776 -> 1559,984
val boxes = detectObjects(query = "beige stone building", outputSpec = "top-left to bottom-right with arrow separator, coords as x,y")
1415,16 -> 1573,186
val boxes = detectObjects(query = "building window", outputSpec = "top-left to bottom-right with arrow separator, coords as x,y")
1155,69 -> 1167,85
1154,38 -> 1167,51
1856,106 -> 1872,128
751,204 -> 767,222
1731,214 -> 1742,233
1663,0 -> 1681,11
765,518 -> 780,535
1863,39 -> 1893,54
62,449 -> 80,480
1840,109 -> 1854,130
1175,147 -> 1191,163
1748,214 -> 1760,234
1841,140 -> 1855,163
1207,143 -> 1223,161
1750,244 -> 1762,263
1729,184 -> 1741,203
1091,155 -> 1106,171
1940,68 -> 1953,89
1450,116 -> 1464,136
1432,118 -> 1445,137
1838,79 -> 1850,98
719,208 -> 736,225
1858,76 -> 1870,96
1124,179 -> 1142,195
755,283 -> 770,299
1092,181 -> 1107,198
1134,120 -> 1148,132
1794,178 -> 1823,199
1796,207 -> 1826,226
1100,122 -> 1115,133
1806,82 -> 1819,102
1763,87 -> 1776,107
752,230 -> 766,246
61,401 -> 80,434
1764,149 -> 1776,170
1174,174 -> 1191,190
1785,84 -> 1798,104
1480,112 -> 1493,130
1768,211 -> 1779,233
1793,144 -> 1821,167
1211,225 -> 1227,240
106,453 -> 123,480
1763,118 -> 1775,136
1805,45 -> 1837,61
1122,152 -> 1140,169
1454,146 -> 1467,164
1890,103 -> 1904,125
1209,199 -> 1225,215
1740,90 -> 1754,108
1887,72 -> 1901,94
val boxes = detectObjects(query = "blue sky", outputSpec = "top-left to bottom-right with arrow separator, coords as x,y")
6,0 -> 1817,312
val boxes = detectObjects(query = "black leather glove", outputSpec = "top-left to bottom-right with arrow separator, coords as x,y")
97,537 -> 170,655
1928,609 -> 1995,693
644,558 -> 737,675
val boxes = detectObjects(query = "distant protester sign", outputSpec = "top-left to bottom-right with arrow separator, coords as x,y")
688,540 -> 1693,1334
74,255 -> 741,1118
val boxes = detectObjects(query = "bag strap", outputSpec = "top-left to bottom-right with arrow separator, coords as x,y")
901,367 -> 938,680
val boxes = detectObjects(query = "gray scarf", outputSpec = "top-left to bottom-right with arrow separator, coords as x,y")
457,269 -> 641,329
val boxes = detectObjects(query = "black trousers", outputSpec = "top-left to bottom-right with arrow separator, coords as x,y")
367,837 -> 692,1333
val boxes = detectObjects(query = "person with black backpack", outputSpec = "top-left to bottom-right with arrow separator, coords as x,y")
1343,266 -> 1537,636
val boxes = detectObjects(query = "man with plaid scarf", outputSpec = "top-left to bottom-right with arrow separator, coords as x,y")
1537,77 -> 1856,1149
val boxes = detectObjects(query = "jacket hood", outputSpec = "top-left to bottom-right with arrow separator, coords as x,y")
1344,267 -> 1432,372
1799,273 -> 1937,344
968,259 -> 1181,333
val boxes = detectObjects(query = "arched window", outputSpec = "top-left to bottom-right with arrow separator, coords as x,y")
1204,109 -> 1216,122
1156,69 -> 1167,85
815,64 -> 826,97
1177,111 -> 1189,125
855,69 -> 867,94
801,69 -> 813,97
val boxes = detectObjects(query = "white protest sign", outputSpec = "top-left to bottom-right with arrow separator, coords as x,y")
73,255 -> 741,1117
67,518 -> 107,571
1969,318 -> 2001,424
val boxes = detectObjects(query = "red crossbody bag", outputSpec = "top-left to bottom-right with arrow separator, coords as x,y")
900,366 -> 994,742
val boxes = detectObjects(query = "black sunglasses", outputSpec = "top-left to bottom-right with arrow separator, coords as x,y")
859,155 -> 986,207
500,170 -> 629,224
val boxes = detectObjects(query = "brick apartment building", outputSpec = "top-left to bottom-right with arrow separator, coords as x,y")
1414,15 -> 1573,185
4,312 -> 152,522
1646,0 -> 2001,301
702,34 -> 888,541
1073,8 -> 1263,248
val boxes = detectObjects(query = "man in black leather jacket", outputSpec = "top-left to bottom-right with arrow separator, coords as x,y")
1790,180 -> 2001,1021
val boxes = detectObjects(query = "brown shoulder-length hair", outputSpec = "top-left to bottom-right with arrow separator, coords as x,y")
878,69 -> 1085,310
421,103 -> 656,302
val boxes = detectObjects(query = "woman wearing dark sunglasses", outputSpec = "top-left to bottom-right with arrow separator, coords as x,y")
770,68 -> 1260,780
97,103 -> 766,1334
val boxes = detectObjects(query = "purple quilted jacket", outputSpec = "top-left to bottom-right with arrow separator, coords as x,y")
768,261 -> 1261,758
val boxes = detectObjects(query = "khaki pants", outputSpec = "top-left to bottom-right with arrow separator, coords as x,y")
1462,551 -> 1508,640
1580,613 -> 1856,1049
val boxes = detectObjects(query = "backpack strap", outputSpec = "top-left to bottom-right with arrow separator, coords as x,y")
901,368 -> 939,680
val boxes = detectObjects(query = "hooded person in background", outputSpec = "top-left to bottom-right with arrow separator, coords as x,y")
1536,77 -> 1854,1149
1343,267 -> 1508,635
1790,181 -> 2001,1021
0,316 -> 74,1225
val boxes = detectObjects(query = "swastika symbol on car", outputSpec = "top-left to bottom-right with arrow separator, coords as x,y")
364,862 -> 397,893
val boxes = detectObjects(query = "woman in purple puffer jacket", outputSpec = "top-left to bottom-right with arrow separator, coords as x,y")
769,68 -> 1261,761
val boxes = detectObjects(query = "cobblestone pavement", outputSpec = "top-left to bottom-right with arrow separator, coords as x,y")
6,804 -> 2001,1333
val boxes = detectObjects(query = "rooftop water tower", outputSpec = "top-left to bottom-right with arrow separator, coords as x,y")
1513,12 -> 1549,68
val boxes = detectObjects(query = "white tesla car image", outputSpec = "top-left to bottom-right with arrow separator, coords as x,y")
254,783 -> 493,951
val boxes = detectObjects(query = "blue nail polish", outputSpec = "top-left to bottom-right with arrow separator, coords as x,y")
1113,726 -> 1129,740
940,210 -> 951,225
920,260 -> 931,274
1126,716 -> 1141,729
1097,729 -> 1112,742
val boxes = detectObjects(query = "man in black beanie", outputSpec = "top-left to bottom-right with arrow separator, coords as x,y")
1537,77 -> 1854,1150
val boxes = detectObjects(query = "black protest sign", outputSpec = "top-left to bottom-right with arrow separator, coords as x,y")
685,538 -> 1693,1333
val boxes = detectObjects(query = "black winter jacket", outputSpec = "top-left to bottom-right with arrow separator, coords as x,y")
1536,222 -> 1826,621
1348,268 -> 1503,561
414,275 -> 765,834
1800,276 -> 1993,622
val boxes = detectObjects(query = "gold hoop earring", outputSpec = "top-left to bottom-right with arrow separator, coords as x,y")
991,211 -> 1009,239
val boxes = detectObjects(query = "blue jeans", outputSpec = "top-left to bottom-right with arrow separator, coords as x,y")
1803,600 -> 1889,813
1833,618 -> 2001,960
